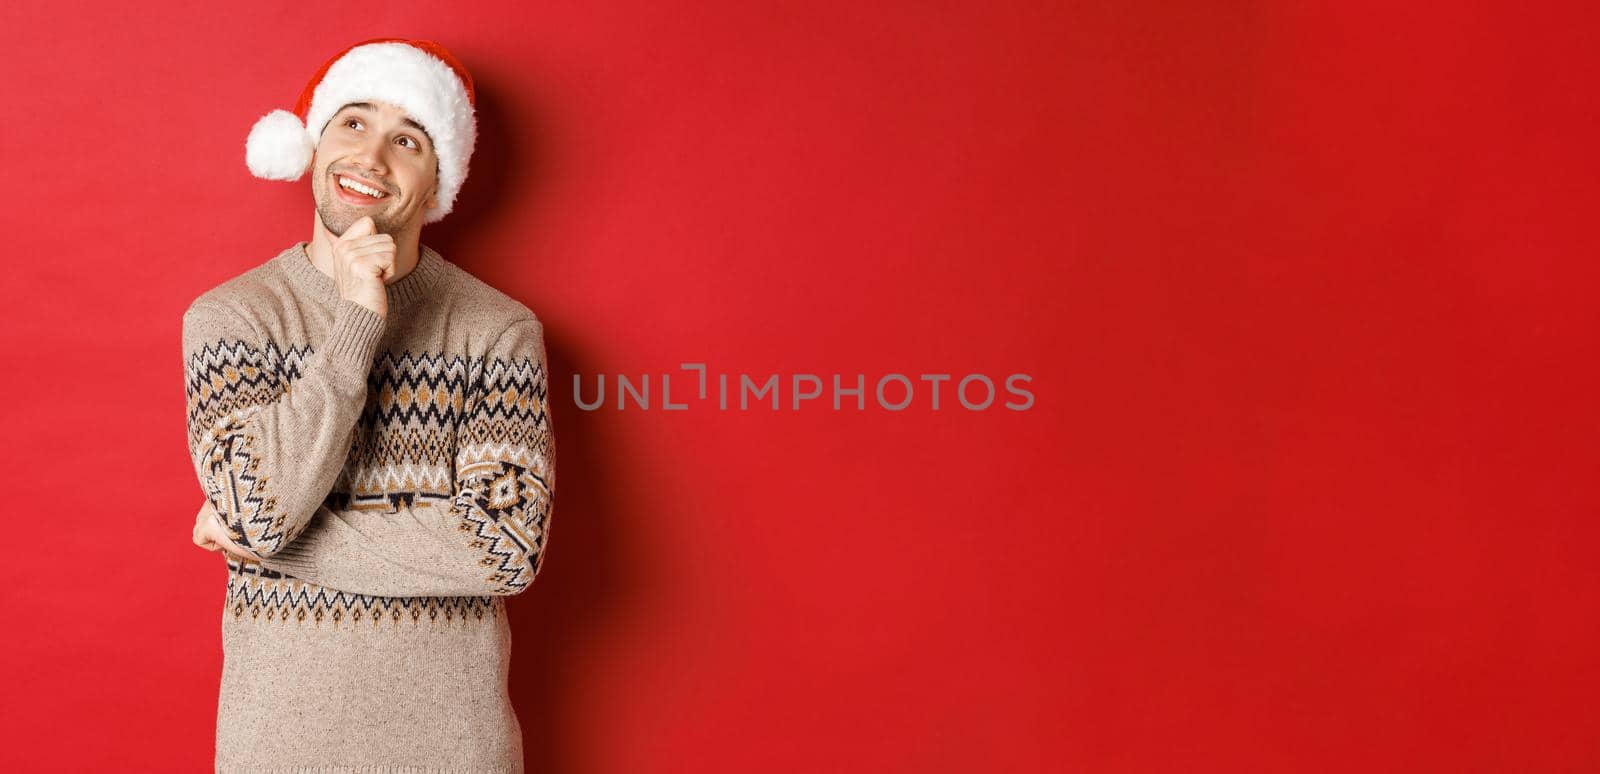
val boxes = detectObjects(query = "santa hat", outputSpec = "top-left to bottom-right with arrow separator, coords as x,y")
244,38 -> 478,224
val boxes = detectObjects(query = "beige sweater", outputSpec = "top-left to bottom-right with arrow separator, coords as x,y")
182,241 -> 555,773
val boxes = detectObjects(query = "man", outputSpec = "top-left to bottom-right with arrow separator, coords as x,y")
182,38 -> 555,772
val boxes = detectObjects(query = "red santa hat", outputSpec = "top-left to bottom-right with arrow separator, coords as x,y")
244,37 -> 478,224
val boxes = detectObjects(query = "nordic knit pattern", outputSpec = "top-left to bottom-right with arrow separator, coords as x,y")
182,241 -> 554,773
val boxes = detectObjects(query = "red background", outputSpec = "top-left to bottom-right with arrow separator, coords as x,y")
4,1 -> 1598,771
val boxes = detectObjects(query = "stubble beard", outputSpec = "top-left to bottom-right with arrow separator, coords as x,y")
315,171 -> 393,237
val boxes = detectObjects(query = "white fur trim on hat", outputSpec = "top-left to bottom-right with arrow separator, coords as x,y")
245,41 -> 477,224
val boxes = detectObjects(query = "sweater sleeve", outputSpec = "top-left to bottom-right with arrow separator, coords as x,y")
256,318 -> 556,597
183,298 -> 387,558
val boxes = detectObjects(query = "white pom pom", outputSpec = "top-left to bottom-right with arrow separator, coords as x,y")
245,109 -> 314,181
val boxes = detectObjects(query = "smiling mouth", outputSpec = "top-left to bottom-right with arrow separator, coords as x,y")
333,173 -> 391,205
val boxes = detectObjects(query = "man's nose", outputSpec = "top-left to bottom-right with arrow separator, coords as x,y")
348,133 -> 389,175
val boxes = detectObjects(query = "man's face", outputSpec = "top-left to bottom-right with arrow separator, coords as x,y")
310,100 -> 440,236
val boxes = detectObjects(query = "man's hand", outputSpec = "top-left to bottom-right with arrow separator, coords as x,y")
192,501 -> 265,561
332,215 -> 395,319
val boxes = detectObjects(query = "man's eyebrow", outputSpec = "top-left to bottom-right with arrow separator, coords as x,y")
338,102 -> 431,144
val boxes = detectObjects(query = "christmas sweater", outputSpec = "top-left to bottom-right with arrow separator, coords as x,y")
181,241 -> 555,773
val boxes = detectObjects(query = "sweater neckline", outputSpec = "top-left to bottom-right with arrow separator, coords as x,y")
276,240 -> 447,313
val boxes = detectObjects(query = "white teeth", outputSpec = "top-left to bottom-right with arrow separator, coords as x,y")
338,176 -> 387,198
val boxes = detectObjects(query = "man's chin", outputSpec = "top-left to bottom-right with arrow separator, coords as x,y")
319,206 -> 388,236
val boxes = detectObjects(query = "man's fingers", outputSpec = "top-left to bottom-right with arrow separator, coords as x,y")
349,257 -> 396,284
338,232 -> 393,248
193,520 -> 223,552
204,514 -> 262,562
344,242 -> 397,262
194,505 -> 242,555
337,242 -> 395,262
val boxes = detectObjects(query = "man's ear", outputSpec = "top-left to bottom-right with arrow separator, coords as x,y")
424,183 -> 438,211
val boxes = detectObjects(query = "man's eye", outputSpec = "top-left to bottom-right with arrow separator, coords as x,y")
345,118 -> 362,130
398,136 -> 419,150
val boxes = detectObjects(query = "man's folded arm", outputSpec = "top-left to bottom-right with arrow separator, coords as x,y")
258,318 -> 557,597
182,297 -> 387,559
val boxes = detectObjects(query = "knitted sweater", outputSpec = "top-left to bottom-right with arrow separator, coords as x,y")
181,241 -> 555,773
